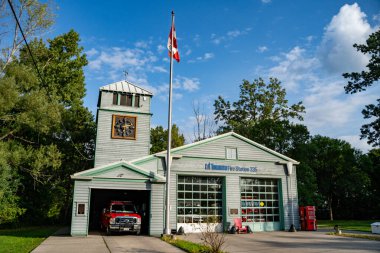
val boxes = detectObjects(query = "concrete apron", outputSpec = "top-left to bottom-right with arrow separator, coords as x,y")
32,229 -> 184,253
178,230 -> 380,253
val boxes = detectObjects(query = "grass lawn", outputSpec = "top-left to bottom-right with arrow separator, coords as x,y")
162,235 -> 211,253
318,220 -> 376,232
0,226 -> 59,253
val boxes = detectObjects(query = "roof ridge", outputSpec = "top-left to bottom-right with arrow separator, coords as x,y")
100,80 -> 153,95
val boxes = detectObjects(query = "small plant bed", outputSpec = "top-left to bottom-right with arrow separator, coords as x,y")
162,235 -> 212,253
318,220 -> 376,232
0,226 -> 59,253
326,232 -> 380,241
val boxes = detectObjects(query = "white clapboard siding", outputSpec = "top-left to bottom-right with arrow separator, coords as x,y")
94,110 -> 151,167
224,175 -> 241,228
150,183 -> 165,236
174,135 -> 286,163
71,181 -> 90,236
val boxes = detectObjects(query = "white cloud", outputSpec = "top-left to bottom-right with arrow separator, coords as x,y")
255,3 -> 378,152
157,44 -> 166,53
257,46 -> 268,53
204,53 -> 214,60
85,48 -> 98,57
150,66 -> 167,73
88,47 -> 155,70
373,13 -> 380,22
190,52 -> 215,63
227,30 -> 242,38
306,36 -> 315,43
174,76 -> 200,91
261,0 -> 271,3
211,28 -> 251,45
268,47 -> 319,91
340,135 -> 372,152
181,77 -> 200,91
211,33 -> 224,45
185,49 -> 192,56
154,76 -> 200,102
301,79 -> 379,147
193,34 -> 201,46
135,40 -> 149,48
318,3 -> 374,74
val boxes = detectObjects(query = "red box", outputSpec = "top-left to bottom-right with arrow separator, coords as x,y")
306,220 -> 317,231
299,206 -> 317,231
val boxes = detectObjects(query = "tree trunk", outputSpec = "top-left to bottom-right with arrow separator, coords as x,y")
328,197 -> 334,221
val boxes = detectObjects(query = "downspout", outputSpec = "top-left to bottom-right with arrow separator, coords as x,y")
287,162 -> 296,232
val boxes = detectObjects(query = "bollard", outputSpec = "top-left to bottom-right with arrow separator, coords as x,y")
334,225 -> 342,235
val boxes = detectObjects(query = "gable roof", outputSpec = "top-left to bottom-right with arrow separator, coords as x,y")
71,160 -> 165,181
100,80 -> 153,96
131,132 -> 299,165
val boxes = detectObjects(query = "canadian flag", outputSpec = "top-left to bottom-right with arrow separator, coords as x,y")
167,23 -> 180,62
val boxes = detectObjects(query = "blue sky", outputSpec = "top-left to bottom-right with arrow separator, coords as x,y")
51,0 -> 380,151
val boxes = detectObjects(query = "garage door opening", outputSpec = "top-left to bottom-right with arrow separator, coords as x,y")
89,189 -> 150,234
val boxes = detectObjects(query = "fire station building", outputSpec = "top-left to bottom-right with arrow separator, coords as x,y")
70,80 -> 300,236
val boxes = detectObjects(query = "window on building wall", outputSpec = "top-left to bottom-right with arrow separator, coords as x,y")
134,95 -> 140,107
226,147 -> 237,160
76,202 -> 86,216
177,176 -> 223,224
240,178 -> 280,223
119,94 -> 133,106
112,93 -> 118,105
112,93 -> 141,107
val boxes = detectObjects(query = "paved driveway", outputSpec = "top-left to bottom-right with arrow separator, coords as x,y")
32,229 -> 184,253
179,230 -> 380,253
102,235 -> 184,253
32,228 -> 380,253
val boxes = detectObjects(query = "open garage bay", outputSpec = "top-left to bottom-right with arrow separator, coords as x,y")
89,189 -> 150,234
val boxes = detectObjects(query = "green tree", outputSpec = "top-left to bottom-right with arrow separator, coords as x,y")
234,119 -> 309,155
213,78 -> 308,155
358,149 -> 380,218
0,142 -> 25,224
0,0 -> 54,71
0,30 -> 95,224
305,136 -> 370,220
150,124 -> 185,154
343,29 -> 380,147
214,78 -> 305,132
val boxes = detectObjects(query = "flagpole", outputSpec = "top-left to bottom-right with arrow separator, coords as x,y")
164,10 -> 175,235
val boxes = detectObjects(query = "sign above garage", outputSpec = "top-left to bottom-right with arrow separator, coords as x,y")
205,163 -> 257,173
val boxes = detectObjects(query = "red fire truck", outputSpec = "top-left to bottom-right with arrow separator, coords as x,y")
100,200 -> 141,235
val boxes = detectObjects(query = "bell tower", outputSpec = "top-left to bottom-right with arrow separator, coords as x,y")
94,81 -> 153,167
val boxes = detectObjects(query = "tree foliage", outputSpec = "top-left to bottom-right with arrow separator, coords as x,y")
0,0 -> 55,71
299,136 -> 371,220
213,78 -> 307,156
0,29 -> 95,225
343,29 -> 380,147
150,124 -> 185,154
214,78 -> 305,132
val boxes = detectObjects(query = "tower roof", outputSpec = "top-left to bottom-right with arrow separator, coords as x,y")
100,80 -> 153,96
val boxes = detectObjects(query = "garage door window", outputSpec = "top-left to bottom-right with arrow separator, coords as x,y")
240,178 -> 279,222
177,176 -> 222,223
